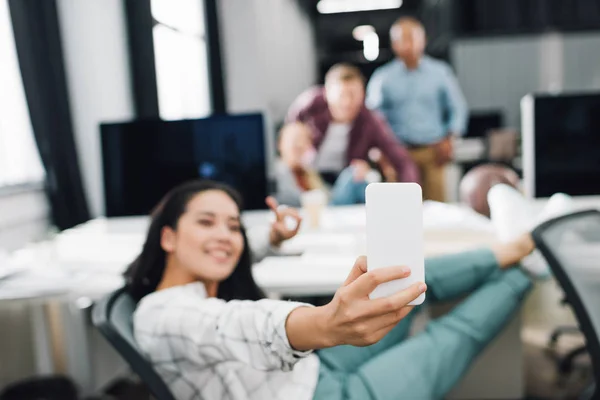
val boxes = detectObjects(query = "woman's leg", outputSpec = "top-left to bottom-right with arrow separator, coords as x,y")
317,308 -> 419,373
329,167 -> 367,206
345,268 -> 533,400
425,234 -> 534,303
316,236 -> 534,374
312,363 -> 344,400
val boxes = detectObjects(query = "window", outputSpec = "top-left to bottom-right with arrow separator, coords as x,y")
0,0 -> 44,187
151,0 -> 211,120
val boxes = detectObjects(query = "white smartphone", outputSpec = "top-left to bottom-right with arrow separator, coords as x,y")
366,182 -> 425,305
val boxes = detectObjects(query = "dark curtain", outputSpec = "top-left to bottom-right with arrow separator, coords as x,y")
8,0 -> 90,230
124,0 -> 160,119
204,0 -> 227,113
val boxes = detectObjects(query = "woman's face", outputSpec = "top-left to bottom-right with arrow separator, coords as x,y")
161,190 -> 245,284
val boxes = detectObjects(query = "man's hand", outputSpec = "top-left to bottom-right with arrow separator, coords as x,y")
351,159 -> 371,182
434,135 -> 454,166
265,196 -> 302,247
377,154 -> 398,182
286,256 -> 427,350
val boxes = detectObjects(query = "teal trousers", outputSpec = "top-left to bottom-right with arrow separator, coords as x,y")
313,248 -> 532,400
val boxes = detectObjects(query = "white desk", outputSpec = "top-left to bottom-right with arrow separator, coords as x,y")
250,203 -> 499,296
0,203 -> 495,298
7,197 -> 596,299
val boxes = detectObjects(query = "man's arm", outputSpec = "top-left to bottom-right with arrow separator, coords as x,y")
441,65 -> 468,136
285,86 -> 326,124
371,113 -> 420,183
365,69 -> 385,111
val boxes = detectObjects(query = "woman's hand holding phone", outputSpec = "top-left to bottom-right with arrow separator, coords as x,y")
286,256 -> 427,351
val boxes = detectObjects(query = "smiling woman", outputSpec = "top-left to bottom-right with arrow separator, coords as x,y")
126,178 -> 546,400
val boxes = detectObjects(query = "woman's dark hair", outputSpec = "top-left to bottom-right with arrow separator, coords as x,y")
124,180 -> 264,302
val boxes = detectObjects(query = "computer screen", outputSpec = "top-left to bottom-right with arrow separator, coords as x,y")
465,111 -> 503,138
101,113 -> 268,216
522,93 -> 600,197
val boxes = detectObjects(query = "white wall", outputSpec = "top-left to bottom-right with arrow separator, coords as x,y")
218,0 -> 318,124
452,35 -> 550,129
562,33 -> 600,90
254,0 -> 319,124
217,0 -> 317,179
451,32 -> 600,129
217,0 -> 262,115
56,0 -> 135,217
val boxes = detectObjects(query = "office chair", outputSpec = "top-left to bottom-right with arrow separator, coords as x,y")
548,308 -> 587,374
532,210 -> 600,400
92,287 -> 176,400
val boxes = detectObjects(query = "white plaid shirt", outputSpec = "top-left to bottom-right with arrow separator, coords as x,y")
134,282 -> 320,400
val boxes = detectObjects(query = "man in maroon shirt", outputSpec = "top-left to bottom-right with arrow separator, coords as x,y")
286,63 -> 419,185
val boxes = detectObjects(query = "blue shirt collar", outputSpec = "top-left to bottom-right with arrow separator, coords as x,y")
393,55 -> 430,71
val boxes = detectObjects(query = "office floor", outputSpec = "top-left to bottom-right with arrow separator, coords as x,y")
522,280 -> 593,399
524,333 -> 591,399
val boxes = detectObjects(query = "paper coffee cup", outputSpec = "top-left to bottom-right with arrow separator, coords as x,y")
300,189 -> 327,229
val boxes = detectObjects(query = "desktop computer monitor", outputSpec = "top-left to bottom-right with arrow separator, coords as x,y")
101,113 -> 268,217
465,111 -> 503,138
522,93 -> 600,198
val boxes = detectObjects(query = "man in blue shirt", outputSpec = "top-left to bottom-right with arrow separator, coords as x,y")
366,17 -> 468,202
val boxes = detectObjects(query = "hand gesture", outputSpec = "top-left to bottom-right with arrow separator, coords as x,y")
265,196 -> 302,247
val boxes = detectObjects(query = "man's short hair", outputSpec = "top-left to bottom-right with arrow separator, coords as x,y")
324,63 -> 365,86
390,16 -> 425,40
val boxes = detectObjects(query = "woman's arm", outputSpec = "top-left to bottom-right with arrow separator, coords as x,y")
136,296 -> 316,372
136,258 -> 425,372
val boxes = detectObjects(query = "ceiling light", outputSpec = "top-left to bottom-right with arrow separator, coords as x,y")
363,31 -> 380,61
352,25 -> 375,41
317,0 -> 403,14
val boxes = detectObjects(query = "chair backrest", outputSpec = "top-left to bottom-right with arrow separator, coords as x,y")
92,287 -> 176,400
532,210 -> 600,397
